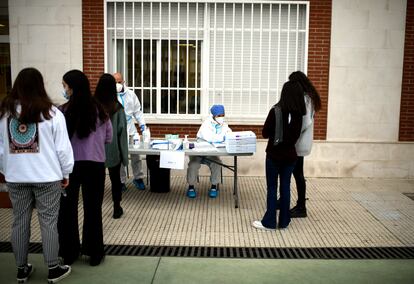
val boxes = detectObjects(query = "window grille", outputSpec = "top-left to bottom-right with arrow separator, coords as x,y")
105,1 -> 309,122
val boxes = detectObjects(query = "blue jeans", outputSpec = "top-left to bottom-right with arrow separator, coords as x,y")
261,158 -> 296,229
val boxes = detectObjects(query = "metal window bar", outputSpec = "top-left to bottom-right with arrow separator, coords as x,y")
266,3 -> 272,108
150,2 -> 153,113
248,3 -> 253,113
141,2 -> 144,106
276,3 -> 281,98
114,3 -> 117,74
106,1 -> 308,120
123,2 -> 126,80
221,3 -> 226,106
285,4 -> 290,83
177,3 -> 180,113
212,2 -> 217,105
195,2 -> 199,114
239,3 -> 244,113
157,2 -> 162,115
231,3 -> 235,109
186,2 -> 189,114
258,3 -> 262,113
295,3 -> 299,71
132,2 -> 135,91
168,2 -> 171,114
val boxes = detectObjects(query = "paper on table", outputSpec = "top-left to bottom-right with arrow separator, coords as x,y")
192,141 -> 218,152
151,139 -> 169,150
212,142 -> 226,148
160,151 -> 185,169
152,143 -> 169,150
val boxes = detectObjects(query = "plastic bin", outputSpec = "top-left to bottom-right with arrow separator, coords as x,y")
146,155 -> 171,193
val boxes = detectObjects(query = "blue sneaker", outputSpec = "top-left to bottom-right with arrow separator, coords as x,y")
208,187 -> 218,198
121,183 -> 127,193
187,188 -> 196,198
133,179 -> 145,190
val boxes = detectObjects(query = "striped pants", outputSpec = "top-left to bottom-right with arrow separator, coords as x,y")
8,182 -> 62,267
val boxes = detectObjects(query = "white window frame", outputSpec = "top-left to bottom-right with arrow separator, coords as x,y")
104,0 -> 309,125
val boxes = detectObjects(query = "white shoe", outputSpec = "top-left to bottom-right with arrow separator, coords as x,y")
252,220 -> 276,231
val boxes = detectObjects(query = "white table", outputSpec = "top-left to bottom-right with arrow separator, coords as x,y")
129,144 -> 254,208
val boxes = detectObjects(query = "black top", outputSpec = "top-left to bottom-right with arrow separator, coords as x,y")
262,108 -> 303,163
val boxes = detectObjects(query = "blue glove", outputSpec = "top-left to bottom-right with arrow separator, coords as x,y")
140,124 -> 146,132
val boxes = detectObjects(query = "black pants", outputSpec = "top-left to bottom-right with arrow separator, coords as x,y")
58,161 -> 105,260
292,156 -> 306,208
108,163 -> 122,203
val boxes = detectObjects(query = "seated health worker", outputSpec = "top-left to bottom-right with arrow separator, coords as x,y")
186,104 -> 231,199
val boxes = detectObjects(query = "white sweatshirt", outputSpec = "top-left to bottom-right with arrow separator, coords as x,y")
0,105 -> 74,183
295,95 -> 314,156
197,115 -> 232,143
117,84 -> 146,136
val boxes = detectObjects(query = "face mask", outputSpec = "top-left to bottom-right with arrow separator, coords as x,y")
116,83 -> 124,93
62,90 -> 70,100
215,117 -> 225,125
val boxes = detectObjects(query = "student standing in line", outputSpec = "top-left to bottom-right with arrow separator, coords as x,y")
288,71 -> 322,218
95,74 -> 129,219
113,72 -> 146,191
0,68 -> 74,283
57,70 -> 112,267
186,104 -> 231,198
253,81 -> 306,230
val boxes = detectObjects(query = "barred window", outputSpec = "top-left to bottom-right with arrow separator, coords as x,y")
105,1 -> 309,123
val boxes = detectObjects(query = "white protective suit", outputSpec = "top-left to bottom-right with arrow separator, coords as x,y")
295,94 -> 314,156
117,84 -> 146,182
187,115 -> 232,186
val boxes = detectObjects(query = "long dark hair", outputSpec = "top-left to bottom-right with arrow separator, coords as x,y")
0,67 -> 53,123
278,81 -> 306,115
94,73 -> 122,116
61,70 -> 108,139
289,71 -> 322,112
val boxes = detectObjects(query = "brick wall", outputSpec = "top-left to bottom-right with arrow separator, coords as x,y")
307,0 -> 331,140
82,0 -> 105,89
82,0 -> 331,139
399,0 -> 414,141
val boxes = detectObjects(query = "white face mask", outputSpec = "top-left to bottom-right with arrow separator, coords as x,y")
116,83 -> 124,93
62,90 -> 70,100
215,117 -> 225,125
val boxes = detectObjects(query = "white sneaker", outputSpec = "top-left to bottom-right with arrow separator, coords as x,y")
252,220 -> 276,231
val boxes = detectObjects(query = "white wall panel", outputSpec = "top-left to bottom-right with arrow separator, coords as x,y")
9,0 -> 82,105
328,0 -> 407,142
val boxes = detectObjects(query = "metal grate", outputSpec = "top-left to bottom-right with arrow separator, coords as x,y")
403,193 -> 414,201
1,242 -> 413,259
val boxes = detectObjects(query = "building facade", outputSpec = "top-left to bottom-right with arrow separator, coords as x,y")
8,0 -> 414,178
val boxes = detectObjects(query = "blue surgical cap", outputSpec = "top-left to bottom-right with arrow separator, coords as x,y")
210,104 -> 225,117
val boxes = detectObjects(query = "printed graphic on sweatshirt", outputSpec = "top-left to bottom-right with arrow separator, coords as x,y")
8,117 -> 39,153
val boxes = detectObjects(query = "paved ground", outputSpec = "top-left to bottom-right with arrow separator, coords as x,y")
0,177 -> 413,283
1,177 -> 413,247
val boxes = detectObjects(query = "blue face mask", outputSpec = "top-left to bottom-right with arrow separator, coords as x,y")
62,90 -> 70,100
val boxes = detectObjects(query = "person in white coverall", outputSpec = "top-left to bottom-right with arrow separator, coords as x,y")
113,73 -> 146,191
186,104 -> 231,199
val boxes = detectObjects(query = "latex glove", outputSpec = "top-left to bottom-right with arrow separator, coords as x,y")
140,124 -> 146,133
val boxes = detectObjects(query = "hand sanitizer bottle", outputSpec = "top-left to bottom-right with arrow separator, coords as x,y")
133,133 -> 140,148
143,127 -> 151,148
183,135 -> 189,150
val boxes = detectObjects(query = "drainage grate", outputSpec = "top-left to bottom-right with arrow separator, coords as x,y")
403,193 -> 414,201
1,242 -> 413,259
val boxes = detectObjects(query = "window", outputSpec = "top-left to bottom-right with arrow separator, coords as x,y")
105,1 -> 308,123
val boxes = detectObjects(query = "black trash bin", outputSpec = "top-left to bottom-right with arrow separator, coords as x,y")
146,155 -> 171,193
